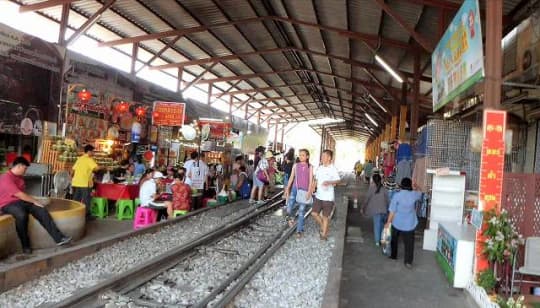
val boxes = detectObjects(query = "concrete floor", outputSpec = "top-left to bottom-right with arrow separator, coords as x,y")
339,180 -> 475,308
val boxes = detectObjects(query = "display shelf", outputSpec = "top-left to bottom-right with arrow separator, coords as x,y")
423,173 -> 466,251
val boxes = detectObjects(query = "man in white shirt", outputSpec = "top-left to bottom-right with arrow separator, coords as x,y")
311,149 -> 341,240
139,171 -> 167,207
183,152 -> 198,186
190,152 -> 209,191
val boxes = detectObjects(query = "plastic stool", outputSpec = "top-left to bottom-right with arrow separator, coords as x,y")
133,207 -> 157,229
134,198 -> 141,207
207,199 -> 219,207
116,199 -> 135,220
90,197 -> 108,219
173,210 -> 188,217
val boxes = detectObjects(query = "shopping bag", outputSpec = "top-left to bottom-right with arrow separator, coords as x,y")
295,189 -> 313,204
381,226 -> 392,256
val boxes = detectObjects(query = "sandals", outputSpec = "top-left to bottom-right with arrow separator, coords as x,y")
319,231 -> 328,241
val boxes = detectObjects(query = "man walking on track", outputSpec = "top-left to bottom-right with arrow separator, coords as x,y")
311,149 -> 341,240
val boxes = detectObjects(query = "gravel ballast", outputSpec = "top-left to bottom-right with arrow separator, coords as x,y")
0,204 -> 253,308
232,218 -> 335,308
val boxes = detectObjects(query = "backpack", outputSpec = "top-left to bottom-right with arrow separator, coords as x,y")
239,172 -> 251,199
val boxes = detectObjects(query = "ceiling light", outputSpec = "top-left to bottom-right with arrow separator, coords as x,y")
365,113 -> 378,127
369,94 -> 388,113
375,55 -> 403,83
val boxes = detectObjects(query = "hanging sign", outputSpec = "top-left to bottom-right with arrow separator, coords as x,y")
198,119 -> 231,140
152,101 -> 185,126
475,109 -> 506,274
432,0 -> 484,112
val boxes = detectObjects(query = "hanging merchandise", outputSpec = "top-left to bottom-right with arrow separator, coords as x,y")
131,121 -> 142,143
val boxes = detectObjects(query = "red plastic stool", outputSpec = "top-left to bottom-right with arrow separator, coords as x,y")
133,207 -> 157,230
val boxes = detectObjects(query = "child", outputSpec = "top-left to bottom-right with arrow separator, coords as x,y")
236,166 -> 251,199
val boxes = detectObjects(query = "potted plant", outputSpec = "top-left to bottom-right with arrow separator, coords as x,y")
497,295 -> 525,308
477,268 -> 497,297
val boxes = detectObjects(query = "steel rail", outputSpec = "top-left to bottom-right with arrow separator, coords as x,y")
205,208 -> 313,308
49,195 -> 284,308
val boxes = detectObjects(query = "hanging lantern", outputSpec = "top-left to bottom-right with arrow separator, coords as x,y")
116,101 -> 129,113
135,106 -> 146,118
77,89 -> 92,102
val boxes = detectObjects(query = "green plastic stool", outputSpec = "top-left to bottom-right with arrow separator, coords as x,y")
134,198 -> 141,207
90,197 -> 108,219
207,200 -> 219,207
115,199 -> 134,220
173,210 -> 188,217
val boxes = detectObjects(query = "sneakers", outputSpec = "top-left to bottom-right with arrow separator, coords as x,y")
248,199 -> 256,204
57,236 -> 72,246
404,263 -> 413,269
256,200 -> 265,205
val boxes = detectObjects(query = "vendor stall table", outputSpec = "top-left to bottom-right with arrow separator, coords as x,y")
95,183 -> 139,200
436,222 -> 476,288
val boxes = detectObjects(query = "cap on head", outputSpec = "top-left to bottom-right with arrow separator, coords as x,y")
153,171 -> 165,179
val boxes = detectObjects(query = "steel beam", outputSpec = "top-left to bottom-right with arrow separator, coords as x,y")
136,36 -> 183,74
57,3 -> 70,46
375,0 -> 435,52
98,17 -> 267,47
181,62 -> 219,92
19,0 -> 77,13
65,0 -> 116,46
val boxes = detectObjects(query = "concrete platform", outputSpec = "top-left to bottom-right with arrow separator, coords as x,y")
339,180 -> 477,308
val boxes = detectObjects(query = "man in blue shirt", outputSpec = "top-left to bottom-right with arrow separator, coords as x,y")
385,177 -> 422,269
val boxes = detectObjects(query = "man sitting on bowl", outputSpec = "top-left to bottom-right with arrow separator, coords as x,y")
0,157 -> 72,254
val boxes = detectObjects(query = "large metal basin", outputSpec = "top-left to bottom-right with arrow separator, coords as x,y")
0,198 -> 86,256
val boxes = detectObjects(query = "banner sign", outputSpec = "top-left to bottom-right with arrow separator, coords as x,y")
152,101 -> 185,126
0,23 -> 64,72
475,109 -> 506,273
198,119 -> 231,140
432,0 -> 484,112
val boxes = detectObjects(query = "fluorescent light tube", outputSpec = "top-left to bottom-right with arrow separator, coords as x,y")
369,94 -> 388,113
365,113 -> 378,127
375,55 -> 403,83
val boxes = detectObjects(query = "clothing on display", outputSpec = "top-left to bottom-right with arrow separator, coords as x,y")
395,160 -> 412,184
396,143 -> 412,162
411,157 -> 427,193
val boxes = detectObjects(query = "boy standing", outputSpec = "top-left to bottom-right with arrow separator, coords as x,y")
311,149 -> 341,240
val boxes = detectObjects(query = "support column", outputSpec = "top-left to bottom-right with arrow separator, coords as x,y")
483,0 -> 503,109
177,68 -> 184,93
410,51 -> 421,142
399,105 -> 408,140
58,4 -> 69,46
207,83 -> 213,105
130,43 -> 138,76
273,123 -> 278,152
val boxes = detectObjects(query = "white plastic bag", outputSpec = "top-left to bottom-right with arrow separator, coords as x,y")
381,226 -> 392,256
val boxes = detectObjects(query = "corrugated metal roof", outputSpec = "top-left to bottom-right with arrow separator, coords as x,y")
16,0 -> 528,140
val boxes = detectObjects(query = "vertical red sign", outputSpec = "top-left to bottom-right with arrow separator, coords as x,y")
475,109 -> 506,273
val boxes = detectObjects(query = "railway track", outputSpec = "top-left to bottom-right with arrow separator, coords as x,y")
48,195 -> 295,307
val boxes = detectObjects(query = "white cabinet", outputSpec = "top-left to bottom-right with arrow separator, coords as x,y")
436,222 -> 476,288
423,172 -> 466,251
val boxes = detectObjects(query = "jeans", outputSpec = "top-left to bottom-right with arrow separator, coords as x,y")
372,213 -> 387,244
390,226 -> 415,264
1,200 -> 64,249
283,173 -> 290,188
73,187 -> 92,216
287,186 -> 308,233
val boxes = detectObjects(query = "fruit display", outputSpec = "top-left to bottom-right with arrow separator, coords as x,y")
94,151 -> 118,169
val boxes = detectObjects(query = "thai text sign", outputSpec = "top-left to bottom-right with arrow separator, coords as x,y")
153,101 -> 185,126
198,119 -> 231,140
475,109 -> 506,273
432,0 -> 484,112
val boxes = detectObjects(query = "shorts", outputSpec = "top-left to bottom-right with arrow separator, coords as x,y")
312,198 -> 334,217
253,175 -> 265,188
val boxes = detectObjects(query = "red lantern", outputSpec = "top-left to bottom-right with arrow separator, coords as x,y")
135,106 -> 146,118
77,89 -> 92,102
116,101 -> 129,113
